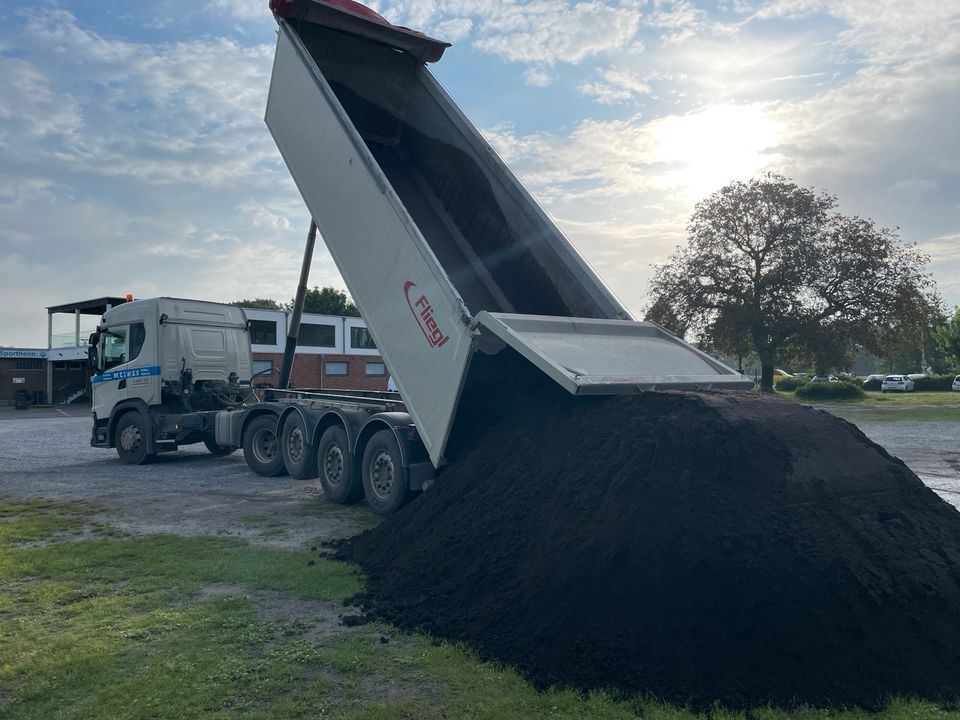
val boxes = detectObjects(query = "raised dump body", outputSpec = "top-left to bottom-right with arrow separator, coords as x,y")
264,0 -> 750,465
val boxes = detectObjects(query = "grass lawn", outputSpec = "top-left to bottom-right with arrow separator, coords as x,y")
779,389 -> 960,421
2,497 -> 958,719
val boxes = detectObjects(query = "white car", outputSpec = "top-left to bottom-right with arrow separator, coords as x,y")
952,375 -> 960,392
881,375 -> 914,393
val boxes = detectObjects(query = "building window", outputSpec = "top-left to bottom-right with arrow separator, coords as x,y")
252,360 -> 273,378
249,319 -> 278,345
350,326 -> 377,350
299,323 -> 336,348
15,359 -> 42,370
54,361 -> 66,370
325,361 -> 349,376
365,362 -> 385,376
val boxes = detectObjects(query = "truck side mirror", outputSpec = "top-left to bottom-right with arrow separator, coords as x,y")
88,333 -> 100,375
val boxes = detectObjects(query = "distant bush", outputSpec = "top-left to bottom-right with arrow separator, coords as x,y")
775,376 -> 809,392
911,375 -> 956,392
795,381 -> 865,400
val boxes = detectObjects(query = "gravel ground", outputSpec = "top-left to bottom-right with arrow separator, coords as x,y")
0,405 -> 377,546
0,402 -> 956,547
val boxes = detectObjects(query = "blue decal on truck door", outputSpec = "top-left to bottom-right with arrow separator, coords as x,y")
92,365 -> 161,383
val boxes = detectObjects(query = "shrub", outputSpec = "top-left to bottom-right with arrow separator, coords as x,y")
795,381 -> 865,400
775,376 -> 809,392
911,375 -> 956,392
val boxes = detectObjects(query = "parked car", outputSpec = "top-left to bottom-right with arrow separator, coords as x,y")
881,375 -> 915,393
810,375 -> 839,383
773,368 -> 793,384
862,374 -> 886,385
952,375 -> 960,392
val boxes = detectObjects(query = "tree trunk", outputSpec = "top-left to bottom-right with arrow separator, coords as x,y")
760,360 -> 775,392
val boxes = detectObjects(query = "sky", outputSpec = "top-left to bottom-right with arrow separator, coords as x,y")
1,0 -> 958,346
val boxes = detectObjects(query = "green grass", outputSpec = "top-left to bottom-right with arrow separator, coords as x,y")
1,497 -> 958,719
779,389 -> 960,421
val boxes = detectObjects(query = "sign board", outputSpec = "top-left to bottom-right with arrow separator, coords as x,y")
12,377 -> 26,384
0,349 -> 48,359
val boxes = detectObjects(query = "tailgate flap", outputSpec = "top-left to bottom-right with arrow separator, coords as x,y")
475,312 -> 753,393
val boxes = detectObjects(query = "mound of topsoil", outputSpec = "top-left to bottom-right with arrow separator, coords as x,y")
338,354 -> 960,709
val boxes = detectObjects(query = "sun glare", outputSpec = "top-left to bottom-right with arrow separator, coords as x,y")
652,103 -> 779,200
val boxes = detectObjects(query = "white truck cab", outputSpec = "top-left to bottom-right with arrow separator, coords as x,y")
89,298 -> 253,463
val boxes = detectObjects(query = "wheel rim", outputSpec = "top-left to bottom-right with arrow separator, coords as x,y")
252,427 -> 277,464
368,450 -> 395,501
286,426 -> 305,464
323,444 -> 344,489
119,423 -> 140,452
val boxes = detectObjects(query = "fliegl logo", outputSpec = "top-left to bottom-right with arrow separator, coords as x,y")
404,281 -> 450,349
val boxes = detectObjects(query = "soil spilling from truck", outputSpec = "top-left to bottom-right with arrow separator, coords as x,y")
338,353 -> 960,709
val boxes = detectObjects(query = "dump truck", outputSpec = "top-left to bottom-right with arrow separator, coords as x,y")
87,0 -> 751,514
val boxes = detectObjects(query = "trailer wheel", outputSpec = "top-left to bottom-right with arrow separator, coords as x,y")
203,437 -> 236,456
361,430 -> 408,516
242,415 -> 286,477
317,426 -> 362,504
115,411 -> 155,465
281,413 -> 318,479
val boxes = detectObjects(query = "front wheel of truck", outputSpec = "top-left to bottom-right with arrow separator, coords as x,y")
115,411 -> 155,465
242,415 -> 286,477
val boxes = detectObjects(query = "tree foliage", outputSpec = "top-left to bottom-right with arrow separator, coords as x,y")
298,286 -> 360,317
936,306 -> 960,370
648,173 -> 936,389
233,297 -> 284,311
233,287 -> 361,317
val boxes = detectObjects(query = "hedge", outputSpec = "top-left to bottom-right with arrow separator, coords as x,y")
775,376 -> 809,392
911,375 -> 957,392
795,381 -> 865,400
863,374 -> 957,392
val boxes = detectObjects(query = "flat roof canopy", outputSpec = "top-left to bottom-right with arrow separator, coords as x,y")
46,297 -> 128,316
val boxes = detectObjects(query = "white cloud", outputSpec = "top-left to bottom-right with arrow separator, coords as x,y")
0,9 -> 352,346
579,67 -> 651,103
524,66 -> 553,87
368,0 -> 643,66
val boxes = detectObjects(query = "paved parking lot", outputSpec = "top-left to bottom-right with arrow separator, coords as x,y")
0,402 -> 957,543
0,405 -> 376,545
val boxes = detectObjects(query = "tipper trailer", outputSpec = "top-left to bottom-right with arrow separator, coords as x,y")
88,0 -> 751,514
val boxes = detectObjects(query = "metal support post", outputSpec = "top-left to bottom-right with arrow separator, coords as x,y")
279,220 -> 318,389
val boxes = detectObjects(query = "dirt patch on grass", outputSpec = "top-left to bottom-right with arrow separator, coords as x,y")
196,583 -> 358,644
340,353 -> 960,710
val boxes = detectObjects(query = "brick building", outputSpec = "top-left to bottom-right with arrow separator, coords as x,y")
0,347 -> 89,406
244,307 -> 390,391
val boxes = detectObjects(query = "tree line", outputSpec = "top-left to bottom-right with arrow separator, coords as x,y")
232,286 -> 360,317
647,173 -> 955,390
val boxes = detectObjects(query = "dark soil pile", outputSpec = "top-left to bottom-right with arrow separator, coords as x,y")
338,355 -> 960,709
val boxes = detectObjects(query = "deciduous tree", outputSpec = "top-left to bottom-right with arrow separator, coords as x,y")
649,173 -> 935,389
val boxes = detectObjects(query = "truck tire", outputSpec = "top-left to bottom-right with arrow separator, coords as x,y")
115,411 -> 155,465
317,426 -> 362,504
281,413 -> 318,479
242,415 -> 286,477
203,437 -> 236,456
361,429 -> 408,516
